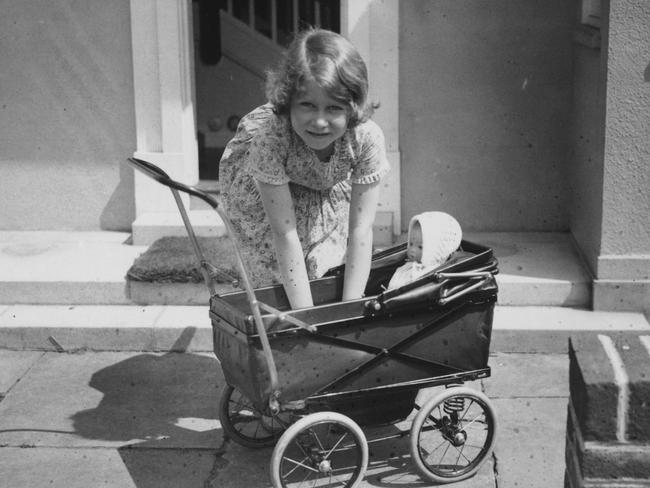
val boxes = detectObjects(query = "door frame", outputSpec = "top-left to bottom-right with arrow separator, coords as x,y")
129,0 -> 401,234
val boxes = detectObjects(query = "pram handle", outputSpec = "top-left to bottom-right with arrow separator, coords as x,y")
128,157 -> 221,209
127,157 -> 283,411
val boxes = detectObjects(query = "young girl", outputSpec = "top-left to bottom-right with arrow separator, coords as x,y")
388,212 -> 462,289
218,28 -> 390,309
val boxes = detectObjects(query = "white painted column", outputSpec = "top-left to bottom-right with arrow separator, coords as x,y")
342,0 -> 402,237
129,0 -> 198,216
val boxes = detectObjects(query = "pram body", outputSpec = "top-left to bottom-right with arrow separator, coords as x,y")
211,240 -> 496,423
127,157 -> 499,488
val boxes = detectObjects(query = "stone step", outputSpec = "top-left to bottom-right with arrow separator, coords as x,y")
1,231 -> 591,307
128,231 -> 593,307
0,232 -> 145,305
0,305 -> 647,352
131,210 -> 226,246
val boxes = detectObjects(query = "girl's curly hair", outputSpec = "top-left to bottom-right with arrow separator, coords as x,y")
265,28 -> 373,128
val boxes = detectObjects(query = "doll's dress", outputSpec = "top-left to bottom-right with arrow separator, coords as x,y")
387,260 -> 438,289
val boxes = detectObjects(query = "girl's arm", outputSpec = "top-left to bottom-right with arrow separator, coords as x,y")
256,180 -> 314,309
342,180 -> 381,301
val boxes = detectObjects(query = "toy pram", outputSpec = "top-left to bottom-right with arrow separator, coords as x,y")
128,157 -> 499,487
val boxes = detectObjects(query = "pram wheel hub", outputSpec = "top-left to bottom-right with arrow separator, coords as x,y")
446,427 -> 468,447
317,458 -> 332,473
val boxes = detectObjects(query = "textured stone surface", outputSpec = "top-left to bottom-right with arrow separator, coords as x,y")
0,349 -> 43,395
569,335 -> 619,441
566,399 -> 650,486
566,330 -> 650,487
570,333 -> 650,442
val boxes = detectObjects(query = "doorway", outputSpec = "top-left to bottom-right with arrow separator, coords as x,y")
191,0 -> 341,182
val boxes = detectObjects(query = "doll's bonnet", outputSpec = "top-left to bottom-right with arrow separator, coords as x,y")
408,211 -> 462,267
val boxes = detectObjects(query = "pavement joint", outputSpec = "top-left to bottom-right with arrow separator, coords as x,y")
492,451 -> 500,488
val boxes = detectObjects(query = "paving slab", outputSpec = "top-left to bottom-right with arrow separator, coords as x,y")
492,397 -> 568,488
484,353 -> 569,398
482,353 -> 570,487
1,447 -> 138,488
208,430 -> 496,488
0,351 -> 224,449
1,447 -> 219,488
0,349 -> 43,396
0,350 -> 571,488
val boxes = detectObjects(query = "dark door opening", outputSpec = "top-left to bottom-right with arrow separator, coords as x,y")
193,0 -> 340,182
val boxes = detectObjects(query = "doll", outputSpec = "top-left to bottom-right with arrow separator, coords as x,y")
388,211 -> 462,289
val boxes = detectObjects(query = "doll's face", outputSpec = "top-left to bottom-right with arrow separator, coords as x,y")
406,224 -> 423,262
290,79 -> 349,160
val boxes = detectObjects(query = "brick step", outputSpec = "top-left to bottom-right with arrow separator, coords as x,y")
565,333 -> 650,487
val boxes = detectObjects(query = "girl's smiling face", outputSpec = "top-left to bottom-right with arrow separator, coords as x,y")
290,79 -> 349,160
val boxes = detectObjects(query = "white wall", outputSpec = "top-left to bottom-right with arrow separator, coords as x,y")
399,0 -> 573,231
0,0 -> 136,230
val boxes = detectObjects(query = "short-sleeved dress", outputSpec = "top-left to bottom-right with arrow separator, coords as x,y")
218,103 -> 390,287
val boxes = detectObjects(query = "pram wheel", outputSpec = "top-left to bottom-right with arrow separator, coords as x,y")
219,384 -> 288,448
410,386 -> 496,483
270,411 -> 368,488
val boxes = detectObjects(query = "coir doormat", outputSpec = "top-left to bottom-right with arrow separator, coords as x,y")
127,236 -> 239,284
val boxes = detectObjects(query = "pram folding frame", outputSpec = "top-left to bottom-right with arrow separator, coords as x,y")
127,157 -> 499,487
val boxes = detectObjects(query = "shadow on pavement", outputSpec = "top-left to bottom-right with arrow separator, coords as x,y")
70,328 -> 225,488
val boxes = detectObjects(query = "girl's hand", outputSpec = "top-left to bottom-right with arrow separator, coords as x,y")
343,180 -> 381,301
256,180 -> 314,309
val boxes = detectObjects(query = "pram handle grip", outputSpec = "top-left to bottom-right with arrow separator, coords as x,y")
126,157 -> 283,411
128,158 -> 221,209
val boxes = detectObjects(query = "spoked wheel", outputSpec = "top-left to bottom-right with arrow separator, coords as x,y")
410,386 -> 497,484
219,384 -> 289,448
270,412 -> 368,488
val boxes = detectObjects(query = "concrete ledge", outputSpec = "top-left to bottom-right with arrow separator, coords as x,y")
594,279 -> 650,313
492,307 -> 650,354
467,232 -> 591,308
0,305 -> 213,352
1,305 -> 648,354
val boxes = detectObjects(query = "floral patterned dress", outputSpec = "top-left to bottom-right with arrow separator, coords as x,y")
218,103 -> 390,287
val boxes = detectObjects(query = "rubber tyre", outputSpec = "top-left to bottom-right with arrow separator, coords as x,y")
218,384 -> 286,448
270,411 -> 368,488
409,386 -> 496,483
